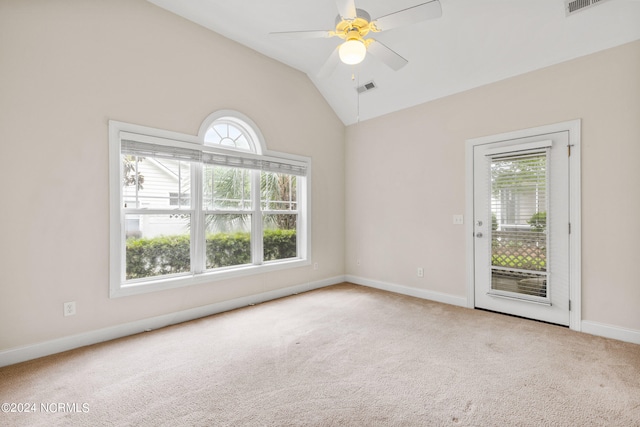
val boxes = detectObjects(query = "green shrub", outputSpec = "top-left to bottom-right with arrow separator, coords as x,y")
126,229 -> 297,279
126,235 -> 191,279
206,232 -> 251,269
263,229 -> 297,261
528,211 -> 547,232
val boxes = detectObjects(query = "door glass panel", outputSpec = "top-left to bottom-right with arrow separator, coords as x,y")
490,153 -> 548,300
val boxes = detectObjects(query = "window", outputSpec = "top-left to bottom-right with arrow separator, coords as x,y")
109,112 -> 310,297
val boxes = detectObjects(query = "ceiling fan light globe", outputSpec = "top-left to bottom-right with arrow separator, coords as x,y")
338,39 -> 366,65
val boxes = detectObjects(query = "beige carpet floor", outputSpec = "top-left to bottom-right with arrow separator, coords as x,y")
1,283 -> 639,426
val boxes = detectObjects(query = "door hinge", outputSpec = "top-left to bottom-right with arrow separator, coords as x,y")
569,300 -> 572,311
569,222 -> 571,234
567,144 -> 574,157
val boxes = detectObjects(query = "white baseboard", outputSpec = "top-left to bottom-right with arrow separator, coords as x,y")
346,275 -> 468,308
581,320 -> 640,345
0,276 -> 346,368
5,277 -> 636,368
348,277 -> 640,346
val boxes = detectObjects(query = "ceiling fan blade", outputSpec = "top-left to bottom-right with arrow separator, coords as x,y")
269,30 -> 333,40
336,0 -> 357,20
372,0 -> 442,32
317,48 -> 340,79
366,39 -> 408,71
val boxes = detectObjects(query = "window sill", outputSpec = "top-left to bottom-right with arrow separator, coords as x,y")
110,258 -> 311,298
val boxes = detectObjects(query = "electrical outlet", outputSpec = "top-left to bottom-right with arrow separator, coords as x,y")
453,215 -> 464,225
417,268 -> 424,278
313,262 -> 319,270
356,259 -> 361,266
63,301 -> 76,317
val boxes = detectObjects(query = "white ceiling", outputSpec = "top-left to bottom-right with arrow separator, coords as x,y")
147,0 -> 640,125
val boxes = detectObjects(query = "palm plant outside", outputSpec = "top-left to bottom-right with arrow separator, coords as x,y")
204,166 -> 297,232
123,155 -> 144,190
203,166 -> 298,268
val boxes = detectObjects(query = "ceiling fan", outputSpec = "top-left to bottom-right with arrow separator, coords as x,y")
269,0 -> 442,76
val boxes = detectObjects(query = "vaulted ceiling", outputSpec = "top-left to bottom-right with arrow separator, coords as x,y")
147,0 -> 640,125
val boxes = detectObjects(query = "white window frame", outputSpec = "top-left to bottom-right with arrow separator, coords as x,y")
109,113 -> 311,298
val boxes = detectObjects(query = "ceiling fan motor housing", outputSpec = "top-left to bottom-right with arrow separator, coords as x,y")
335,8 -> 373,40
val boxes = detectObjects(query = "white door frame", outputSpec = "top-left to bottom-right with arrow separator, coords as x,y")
465,119 -> 581,331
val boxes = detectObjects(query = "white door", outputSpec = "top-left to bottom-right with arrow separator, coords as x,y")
473,131 -> 570,326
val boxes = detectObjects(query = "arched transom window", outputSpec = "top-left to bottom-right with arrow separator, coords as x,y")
201,114 -> 263,154
204,119 -> 255,152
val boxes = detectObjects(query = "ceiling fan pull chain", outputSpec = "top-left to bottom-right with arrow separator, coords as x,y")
353,68 -> 360,123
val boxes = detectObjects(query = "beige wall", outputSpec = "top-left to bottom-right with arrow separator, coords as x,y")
346,40 -> 640,331
0,0 -> 345,350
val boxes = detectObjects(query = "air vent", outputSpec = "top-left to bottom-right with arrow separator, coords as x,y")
565,0 -> 612,16
356,81 -> 377,94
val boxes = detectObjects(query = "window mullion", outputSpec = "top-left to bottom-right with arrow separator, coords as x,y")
251,169 -> 262,265
295,177 -> 302,258
298,176 -> 307,260
192,162 -> 205,274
